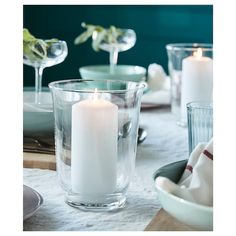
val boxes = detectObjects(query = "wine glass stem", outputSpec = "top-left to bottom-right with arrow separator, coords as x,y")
34,67 -> 44,103
35,67 -> 44,93
109,49 -> 118,73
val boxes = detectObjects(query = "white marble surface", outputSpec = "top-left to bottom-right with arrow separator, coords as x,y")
23,108 -> 188,231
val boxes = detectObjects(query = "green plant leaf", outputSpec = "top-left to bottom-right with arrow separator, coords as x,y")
74,23 -> 123,52
23,28 -> 36,42
23,28 -> 59,61
92,30 -> 106,51
74,28 -> 95,45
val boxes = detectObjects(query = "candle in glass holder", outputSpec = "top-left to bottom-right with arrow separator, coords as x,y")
71,89 -> 118,196
181,48 -> 213,124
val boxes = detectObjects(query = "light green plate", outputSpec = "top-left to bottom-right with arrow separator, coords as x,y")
79,65 -> 146,82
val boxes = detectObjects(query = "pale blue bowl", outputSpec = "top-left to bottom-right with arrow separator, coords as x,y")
79,65 -> 146,82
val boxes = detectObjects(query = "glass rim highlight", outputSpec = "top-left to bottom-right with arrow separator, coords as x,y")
187,101 -> 213,110
48,78 -> 146,94
166,43 -> 213,52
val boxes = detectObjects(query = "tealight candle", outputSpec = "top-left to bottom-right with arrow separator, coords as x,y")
71,89 -> 118,197
180,48 -> 213,123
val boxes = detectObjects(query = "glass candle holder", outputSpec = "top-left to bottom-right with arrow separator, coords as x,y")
49,79 -> 145,211
166,43 -> 213,126
187,102 -> 213,154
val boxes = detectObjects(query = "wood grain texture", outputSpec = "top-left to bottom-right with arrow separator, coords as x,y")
23,152 -> 56,171
145,209 -> 195,231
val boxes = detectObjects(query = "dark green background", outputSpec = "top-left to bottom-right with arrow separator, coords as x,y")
23,5 -> 213,87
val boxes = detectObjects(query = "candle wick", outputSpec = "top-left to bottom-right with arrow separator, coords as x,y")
193,48 -> 203,59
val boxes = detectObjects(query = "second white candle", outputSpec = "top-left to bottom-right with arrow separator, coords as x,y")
181,49 -> 213,123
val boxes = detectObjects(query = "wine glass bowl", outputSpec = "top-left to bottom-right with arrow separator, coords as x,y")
95,29 -> 136,53
23,40 -> 68,103
23,40 -> 68,68
92,28 -> 136,72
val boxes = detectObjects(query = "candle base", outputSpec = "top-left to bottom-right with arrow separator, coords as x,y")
65,192 -> 126,212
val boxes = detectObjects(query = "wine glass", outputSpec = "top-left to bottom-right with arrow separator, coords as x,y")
93,29 -> 136,73
23,40 -> 68,104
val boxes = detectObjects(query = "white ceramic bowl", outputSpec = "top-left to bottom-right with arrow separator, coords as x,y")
154,160 -> 213,231
79,65 -> 146,82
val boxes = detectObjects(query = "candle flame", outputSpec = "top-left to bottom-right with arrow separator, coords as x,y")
93,88 -> 98,100
193,48 -> 203,58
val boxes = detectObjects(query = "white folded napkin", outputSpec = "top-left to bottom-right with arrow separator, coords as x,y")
156,138 -> 213,206
141,64 -> 171,105
141,90 -> 171,105
147,63 -> 170,91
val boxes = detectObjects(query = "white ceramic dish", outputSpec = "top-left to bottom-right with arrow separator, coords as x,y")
153,160 -> 213,231
23,90 -> 54,137
23,185 -> 43,220
79,65 -> 146,82
23,90 -> 53,111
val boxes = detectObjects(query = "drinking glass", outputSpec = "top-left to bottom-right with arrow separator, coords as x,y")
49,79 -> 145,211
166,43 -> 213,126
24,40 -> 68,103
93,29 -> 136,73
187,102 -> 213,154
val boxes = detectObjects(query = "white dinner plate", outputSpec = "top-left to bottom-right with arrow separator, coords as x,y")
23,185 -> 43,221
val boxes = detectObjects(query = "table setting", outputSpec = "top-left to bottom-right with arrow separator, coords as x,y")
23,22 -> 213,231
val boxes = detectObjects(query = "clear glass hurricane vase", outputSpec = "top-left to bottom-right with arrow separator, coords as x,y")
166,43 -> 213,126
49,79 -> 145,212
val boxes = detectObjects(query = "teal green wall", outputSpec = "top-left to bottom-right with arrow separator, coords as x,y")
23,5 -> 213,87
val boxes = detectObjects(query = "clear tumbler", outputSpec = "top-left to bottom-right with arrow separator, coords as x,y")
49,79 -> 145,211
187,102 -> 213,154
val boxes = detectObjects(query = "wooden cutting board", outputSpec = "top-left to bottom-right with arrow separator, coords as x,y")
23,152 -> 56,170
145,209 -> 195,231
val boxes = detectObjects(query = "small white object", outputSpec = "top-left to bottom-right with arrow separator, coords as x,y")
181,48 -> 213,123
147,63 -> 167,91
71,90 -> 118,198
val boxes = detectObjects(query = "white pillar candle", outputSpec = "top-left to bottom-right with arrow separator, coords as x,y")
181,48 -> 213,123
71,90 -> 118,197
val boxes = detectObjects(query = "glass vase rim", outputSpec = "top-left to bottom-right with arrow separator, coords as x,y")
48,79 -> 146,94
166,43 -> 213,52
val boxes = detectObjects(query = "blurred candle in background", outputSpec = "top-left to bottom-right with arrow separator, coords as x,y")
180,48 -> 213,124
